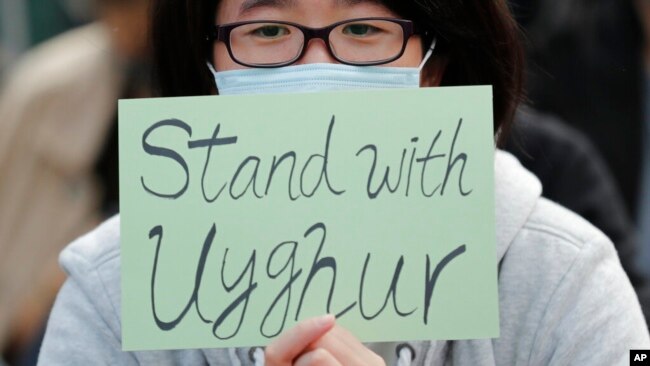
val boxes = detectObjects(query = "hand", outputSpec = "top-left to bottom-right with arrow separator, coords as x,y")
264,315 -> 385,366
302,324 -> 386,366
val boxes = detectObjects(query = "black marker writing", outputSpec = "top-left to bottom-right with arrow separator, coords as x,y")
213,248 -> 258,340
149,224 -> 213,330
141,119 -> 192,199
424,245 -> 467,324
358,255 -> 416,320
260,241 -> 302,338
357,118 -> 472,198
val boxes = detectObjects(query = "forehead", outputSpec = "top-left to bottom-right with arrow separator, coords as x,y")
237,0 -> 379,9
217,0 -> 391,23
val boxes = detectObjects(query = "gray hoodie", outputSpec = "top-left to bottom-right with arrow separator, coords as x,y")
37,151 -> 650,365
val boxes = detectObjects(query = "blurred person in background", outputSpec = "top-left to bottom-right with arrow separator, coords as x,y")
509,0 -> 643,218
0,0 -> 150,364
507,0 -> 650,312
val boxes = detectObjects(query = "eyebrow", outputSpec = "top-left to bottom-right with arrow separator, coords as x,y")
239,0 -> 382,15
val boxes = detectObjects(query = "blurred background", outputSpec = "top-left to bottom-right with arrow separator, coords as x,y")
0,0 -> 648,364
0,0 -> 150,365
1,0 -> 94,70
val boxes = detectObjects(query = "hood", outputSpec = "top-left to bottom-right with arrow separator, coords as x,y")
494,149 -> 542,261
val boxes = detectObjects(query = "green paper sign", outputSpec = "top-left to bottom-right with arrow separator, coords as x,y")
119,86 -> 499,351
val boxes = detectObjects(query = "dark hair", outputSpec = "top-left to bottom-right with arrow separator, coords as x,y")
151,0 -> 524,144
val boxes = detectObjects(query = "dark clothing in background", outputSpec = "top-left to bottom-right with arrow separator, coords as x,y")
506,107 -> 650,326
509,0 -> 644,218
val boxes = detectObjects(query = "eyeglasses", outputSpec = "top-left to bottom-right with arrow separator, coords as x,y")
209,17 -> 421,68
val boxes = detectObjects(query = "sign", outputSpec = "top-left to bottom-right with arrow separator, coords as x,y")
119,86 -> 499,351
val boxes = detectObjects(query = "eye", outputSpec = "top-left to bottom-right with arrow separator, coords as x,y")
342,23 -> 380,37
252,25 -> 291,39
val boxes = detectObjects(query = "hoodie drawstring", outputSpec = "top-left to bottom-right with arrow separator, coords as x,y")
249,347 -> 265,366
396,343 -> 415,366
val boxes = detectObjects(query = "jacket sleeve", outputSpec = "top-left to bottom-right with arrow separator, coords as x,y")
37,273 -> 138,365
35,217 -> 136,365
528,232 -> 650,365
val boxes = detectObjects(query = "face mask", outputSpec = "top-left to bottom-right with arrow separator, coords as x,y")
209,38 -> 437,96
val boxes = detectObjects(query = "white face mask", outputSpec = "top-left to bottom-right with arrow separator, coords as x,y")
209,38 -> 437,96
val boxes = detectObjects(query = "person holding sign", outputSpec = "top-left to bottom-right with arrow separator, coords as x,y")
38,0 -> 650,365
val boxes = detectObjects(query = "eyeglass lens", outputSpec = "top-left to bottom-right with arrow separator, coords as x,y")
229,19 -> 405,66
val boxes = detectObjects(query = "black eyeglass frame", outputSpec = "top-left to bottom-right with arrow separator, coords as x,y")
208,17 -> 424,68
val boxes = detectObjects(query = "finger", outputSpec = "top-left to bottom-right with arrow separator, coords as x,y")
265,314 -> 335,365
311,325 -> 384,366
294,348 -> 342,366
324,325 -> 359,352
310,326 -> 353,357
312,332 -> 361,364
